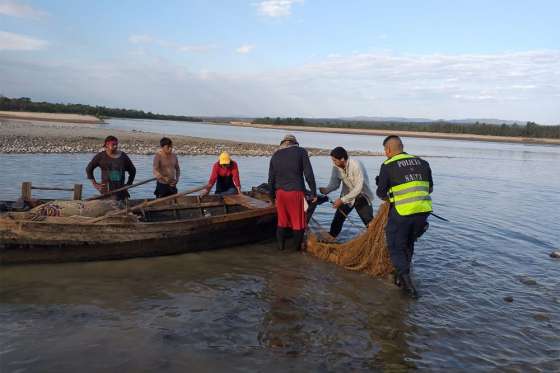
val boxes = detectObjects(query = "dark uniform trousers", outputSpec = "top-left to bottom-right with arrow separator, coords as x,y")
385,207 -> 429,275
329,194 -> 373,237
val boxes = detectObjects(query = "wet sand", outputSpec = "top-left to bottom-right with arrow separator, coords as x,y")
229,121 -> 560,145
0,118 -> 381,156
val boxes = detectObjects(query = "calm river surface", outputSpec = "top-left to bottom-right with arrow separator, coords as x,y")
1,121 -> 559,372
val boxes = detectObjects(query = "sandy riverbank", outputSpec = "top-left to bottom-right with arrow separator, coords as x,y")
229,121 -> 560,145
0,111 -> 102,124
0,118 -> 381,156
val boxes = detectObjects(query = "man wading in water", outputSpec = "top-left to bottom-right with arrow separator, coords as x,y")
376,135 -> 433,298
86,135 -> 136,201
268,134 -> 317,251
153,137 -> 181,198
319,146 -> 374,241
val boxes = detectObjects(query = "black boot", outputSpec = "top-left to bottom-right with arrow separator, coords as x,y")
276,228 -> 288,251
292,229 -> 305,251
400,274 -> 419,299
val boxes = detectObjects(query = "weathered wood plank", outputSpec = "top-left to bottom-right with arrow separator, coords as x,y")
223,194 -> 272,209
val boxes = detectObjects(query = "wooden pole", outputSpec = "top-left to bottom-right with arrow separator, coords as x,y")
85,177 -> 157,201
31,187 -> 74,191
89,184 -> 207,224
21,182 -> 32,201
73,184 -> 83,200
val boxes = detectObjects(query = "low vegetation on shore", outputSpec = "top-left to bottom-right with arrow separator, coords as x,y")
0,96 -> 203,122
252,117 -> 560,139
2,96 -> 558,141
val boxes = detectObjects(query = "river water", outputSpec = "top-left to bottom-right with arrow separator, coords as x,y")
0,120 -> 559,372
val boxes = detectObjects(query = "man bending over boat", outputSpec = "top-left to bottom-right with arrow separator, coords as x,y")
268,134 -> 317,251
153,137 -> 181,198
200,152 -> 241,196
86,135 -> 136,201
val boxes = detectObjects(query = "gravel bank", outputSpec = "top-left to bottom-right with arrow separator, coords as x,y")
0,119 -> 382,157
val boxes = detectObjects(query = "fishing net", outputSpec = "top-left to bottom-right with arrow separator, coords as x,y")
306,202 -> 394,277
28,200 -> 119,218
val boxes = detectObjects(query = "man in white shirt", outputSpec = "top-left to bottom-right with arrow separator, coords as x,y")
319,147 -> 374,239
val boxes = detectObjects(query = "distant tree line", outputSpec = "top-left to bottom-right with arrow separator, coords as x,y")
0,96 -> 203,122
253,117 -> 306,126
253,117 -> 560,139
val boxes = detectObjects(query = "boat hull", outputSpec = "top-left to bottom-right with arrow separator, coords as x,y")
0,205 -> 277,265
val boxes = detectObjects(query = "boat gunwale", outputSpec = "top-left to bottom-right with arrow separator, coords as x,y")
3,204 -> 276,229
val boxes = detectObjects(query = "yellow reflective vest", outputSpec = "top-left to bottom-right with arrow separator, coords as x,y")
383,153 -> 432,216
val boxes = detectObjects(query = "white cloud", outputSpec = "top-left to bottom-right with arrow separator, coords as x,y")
175,44 -> 215,53
0,30 -> 47,50
128,34 -> 215,53
128,34 -> 154,44
0,0 -> 47,19
257,0 -> 303,17
1,49 -> 559,124
236,44 -> 255,54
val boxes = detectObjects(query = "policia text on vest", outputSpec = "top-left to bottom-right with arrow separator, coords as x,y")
382,153 -> 432,216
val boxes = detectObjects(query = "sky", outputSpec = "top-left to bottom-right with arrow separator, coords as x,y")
0,0 -> 559,124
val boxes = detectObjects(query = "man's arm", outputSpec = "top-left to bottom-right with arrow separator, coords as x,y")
232,162 -> 241,192
321,167 -> 341,194
376,164 -> 390,201
174,155 -> 180,182
124,154 -> 136,185
268,157 -> 276,201
427,163 -> 433,193
86,153 -> 106,193
340,160 -> 364,204
152,153 -> 166,182
85,153 -> 100,182
206,163 -> 219,189
302,149 -> 316,197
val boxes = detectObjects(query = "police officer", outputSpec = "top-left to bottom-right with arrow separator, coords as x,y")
376,135 -> 433,298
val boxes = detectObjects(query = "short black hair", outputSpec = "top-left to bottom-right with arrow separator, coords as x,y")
383,135 -> 401,146
330,146 -> 348,160
104,135 -> 118,146
160,137 -> 172,147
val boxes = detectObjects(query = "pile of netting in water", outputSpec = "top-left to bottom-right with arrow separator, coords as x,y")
306,202 -> 394,277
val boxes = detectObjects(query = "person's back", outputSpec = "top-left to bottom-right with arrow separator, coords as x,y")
269,145 -> 315,194
268,134 -> 317,251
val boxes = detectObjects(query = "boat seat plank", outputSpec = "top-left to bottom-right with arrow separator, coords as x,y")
223,194 -> 271,209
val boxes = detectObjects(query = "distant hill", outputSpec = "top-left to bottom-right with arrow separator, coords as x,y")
336,116 -> 524,125
337,116 -> 433,123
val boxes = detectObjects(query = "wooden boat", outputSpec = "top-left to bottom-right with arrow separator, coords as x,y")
0,190 -> 276,265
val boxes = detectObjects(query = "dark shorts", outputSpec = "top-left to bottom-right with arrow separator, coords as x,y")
154,182 -> 178,198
